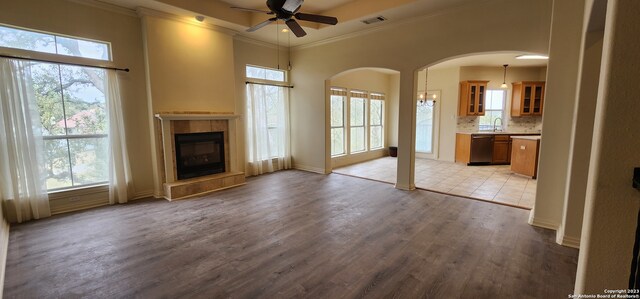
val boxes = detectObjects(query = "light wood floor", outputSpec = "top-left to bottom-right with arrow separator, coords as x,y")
4,170 -> 576,298
334,157 -> 537,209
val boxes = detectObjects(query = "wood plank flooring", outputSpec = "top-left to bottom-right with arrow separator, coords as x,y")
3,170 -> 578,298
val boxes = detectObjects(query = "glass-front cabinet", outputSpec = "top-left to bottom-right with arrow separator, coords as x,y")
459,80 -> 489,116
511,81 -> 545,117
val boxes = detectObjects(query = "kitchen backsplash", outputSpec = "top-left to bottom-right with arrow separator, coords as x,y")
457,116 -> 543,133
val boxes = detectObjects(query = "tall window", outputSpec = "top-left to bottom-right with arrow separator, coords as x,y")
245,65 -> 291,175
0,24 -> 111,190
479,90 -> 506,131
369,94 -> 384,149
350,91 -> 367,153
330,88 -> 347,156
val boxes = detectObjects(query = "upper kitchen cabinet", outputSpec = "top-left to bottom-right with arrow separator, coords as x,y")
511,81 -> 545,117
459,80 -> 489,116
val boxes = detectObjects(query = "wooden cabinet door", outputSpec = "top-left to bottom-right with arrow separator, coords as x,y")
492,135 -> 510,164
532,83 -> 545,115
459,81 -> 489,116
521,83 -> 533,115
511,81 -> 545,117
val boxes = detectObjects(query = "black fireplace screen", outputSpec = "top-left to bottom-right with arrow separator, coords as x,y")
175,132 -> 225,180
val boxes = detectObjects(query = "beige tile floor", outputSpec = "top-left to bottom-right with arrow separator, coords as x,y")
333,157 -> 536,209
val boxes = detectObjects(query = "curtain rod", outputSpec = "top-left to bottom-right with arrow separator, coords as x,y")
246,81 -> 294,89
0,54 -> 130,72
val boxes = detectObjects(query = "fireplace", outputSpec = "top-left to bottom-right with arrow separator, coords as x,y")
175,131 -> 225,180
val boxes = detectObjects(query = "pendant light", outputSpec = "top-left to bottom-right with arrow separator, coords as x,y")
500,64 -> 509,89
418,68 -> 436,107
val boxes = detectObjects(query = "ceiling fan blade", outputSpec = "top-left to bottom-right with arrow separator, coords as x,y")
230,6 -> 274,14
247,18 -> 276,32
282,0 -> 304,13
295,13 -> 338,25
285,19 -> 307,37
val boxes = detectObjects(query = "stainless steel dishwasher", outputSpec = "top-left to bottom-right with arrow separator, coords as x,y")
470,134 -> 494,164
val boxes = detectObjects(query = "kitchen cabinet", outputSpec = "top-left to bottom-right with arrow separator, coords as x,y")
510,136 -> 541,178
459,80 -> 489,116
511,81 -> 545,117
492,135 -> 511,164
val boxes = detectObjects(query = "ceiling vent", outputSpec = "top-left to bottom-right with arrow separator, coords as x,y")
361,16 -> 387,25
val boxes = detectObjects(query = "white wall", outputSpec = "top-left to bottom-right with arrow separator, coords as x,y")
532,0 -> 586,232
425,67 -> 460,162
328,68 -> 399,168
291,0 -> 553,187
575,0 -> 640,292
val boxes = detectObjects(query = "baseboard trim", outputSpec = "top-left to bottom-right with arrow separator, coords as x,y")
558,234 -> 581,249
0,218 -> 10,299
395,183 -> 416,191
528,215 -> 560,231
132,190 -> 155,200
294,164 -> 328,174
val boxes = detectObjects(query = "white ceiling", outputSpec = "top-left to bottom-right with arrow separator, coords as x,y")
428,53 -> 548,70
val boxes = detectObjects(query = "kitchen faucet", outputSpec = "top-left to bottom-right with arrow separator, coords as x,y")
493,117 -> 503,132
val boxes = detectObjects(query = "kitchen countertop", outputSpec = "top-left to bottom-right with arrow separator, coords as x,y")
510,135 -> 542,140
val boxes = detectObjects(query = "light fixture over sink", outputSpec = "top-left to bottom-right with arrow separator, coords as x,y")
500,64 -> 509,89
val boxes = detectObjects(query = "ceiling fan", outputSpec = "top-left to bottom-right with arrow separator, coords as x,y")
232,0 -> 339,37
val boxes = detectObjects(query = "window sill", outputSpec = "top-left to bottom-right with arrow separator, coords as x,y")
48,184 -> 109,201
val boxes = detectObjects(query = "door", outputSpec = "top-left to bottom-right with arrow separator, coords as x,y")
416,90 -> 441,159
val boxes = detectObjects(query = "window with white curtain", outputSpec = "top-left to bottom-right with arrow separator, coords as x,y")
330,88 -> 347,156
0,24 -> 112,191
350,91 -> 367,153
245,65 -> 291,176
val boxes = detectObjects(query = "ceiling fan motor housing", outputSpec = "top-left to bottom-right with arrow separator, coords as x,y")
268,0 -> 303,18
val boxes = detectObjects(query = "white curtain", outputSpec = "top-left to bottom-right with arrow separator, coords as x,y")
0,58 -> 51,223
105,70 -> 132,204
246,83 -> 291,176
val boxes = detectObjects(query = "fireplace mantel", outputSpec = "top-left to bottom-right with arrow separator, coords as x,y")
154,112 -> 244,200
155,113 -> 241,121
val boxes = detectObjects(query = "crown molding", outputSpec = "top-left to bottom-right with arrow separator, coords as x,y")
67,0 -> 138,17
136,7 -> 239,37
292,0 -> 493,51
233,35 -> 280,50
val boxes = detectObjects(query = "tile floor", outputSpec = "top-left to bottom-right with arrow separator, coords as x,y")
333,157 -> 536,209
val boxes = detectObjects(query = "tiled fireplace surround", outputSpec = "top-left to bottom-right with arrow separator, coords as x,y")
155,113 -> 245,201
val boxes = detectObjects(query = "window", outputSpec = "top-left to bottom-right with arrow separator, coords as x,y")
0,24 -> 111,61
350,91 -> 367,153
416,100 -> 434,153
330,88 -> 347,156
479,90 -> 506,131
245,65 -> 290,173
369,94 -> 384,150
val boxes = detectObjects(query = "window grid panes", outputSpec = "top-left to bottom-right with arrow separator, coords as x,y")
246,65 -> 286,82
350,96 -> 366,153
416,100 -> 434,153
0,24 -> 111,61
479,90 -> 505,131
369,99 -> 384,150
330,94 -> 346,156
33,63 -> 109,190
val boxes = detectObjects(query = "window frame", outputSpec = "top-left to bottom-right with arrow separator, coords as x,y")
369,94 -> 385,150
330,88 -> 347,157
349,91 -> 368,154
479,89 -> 506,131
0,23 -> 113,61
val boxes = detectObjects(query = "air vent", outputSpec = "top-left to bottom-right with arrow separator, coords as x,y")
361,16 -> 387,25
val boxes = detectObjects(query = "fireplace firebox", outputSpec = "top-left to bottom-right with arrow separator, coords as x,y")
174,132 -> 225,180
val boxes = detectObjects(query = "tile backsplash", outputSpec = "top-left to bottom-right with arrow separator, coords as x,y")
457,116 -> 543,133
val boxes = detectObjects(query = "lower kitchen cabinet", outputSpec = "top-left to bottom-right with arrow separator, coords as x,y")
510,136 -> 541,178
492,135 -> 511,164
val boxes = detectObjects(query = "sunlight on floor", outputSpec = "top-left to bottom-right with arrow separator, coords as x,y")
333,157 -> 536,209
